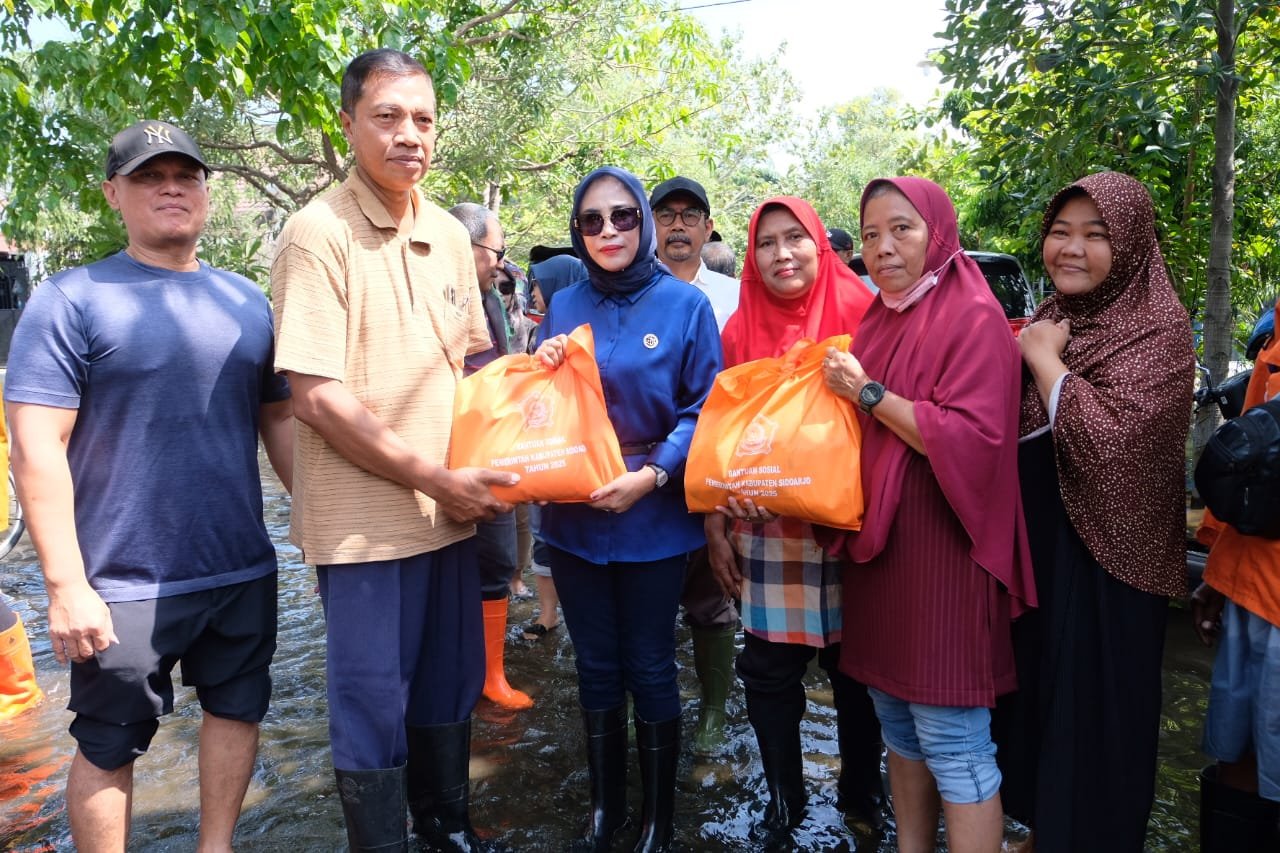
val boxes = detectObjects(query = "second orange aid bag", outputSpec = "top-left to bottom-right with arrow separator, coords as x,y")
685,335 -> 864,530
451,323 -> 626,503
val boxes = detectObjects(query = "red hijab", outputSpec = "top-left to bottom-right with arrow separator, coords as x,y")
720,197 -> 873,366
837,177 -> 1036,614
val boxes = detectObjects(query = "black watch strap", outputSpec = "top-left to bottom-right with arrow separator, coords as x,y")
858,380 -> 886,414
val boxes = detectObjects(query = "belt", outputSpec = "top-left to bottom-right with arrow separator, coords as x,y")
619,441 -> 659,456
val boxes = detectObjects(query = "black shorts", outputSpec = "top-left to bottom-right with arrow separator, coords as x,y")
68,572 -> 277,770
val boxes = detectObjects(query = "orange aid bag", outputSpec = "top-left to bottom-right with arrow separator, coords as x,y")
685,335 -> 864,530
450,323 -> 626,503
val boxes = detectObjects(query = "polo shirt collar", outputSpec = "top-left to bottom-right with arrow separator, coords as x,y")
344,170 -> 433,247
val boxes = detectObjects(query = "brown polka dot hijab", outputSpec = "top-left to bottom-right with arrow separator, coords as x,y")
1019,172 -> 1195,596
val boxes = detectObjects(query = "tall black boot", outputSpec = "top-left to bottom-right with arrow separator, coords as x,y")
633,713 -> 680,853
334,765 -> 410,852
745,684 -> 807,835
830,670 -> 886,832
406,721 -> 505,853
570,705 -> 631,852
1200,764 -> 1280,852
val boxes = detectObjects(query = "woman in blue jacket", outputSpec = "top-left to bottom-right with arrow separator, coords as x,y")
535,166 -> 721,852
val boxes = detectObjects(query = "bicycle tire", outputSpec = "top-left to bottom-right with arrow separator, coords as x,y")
0,468 -> 25,559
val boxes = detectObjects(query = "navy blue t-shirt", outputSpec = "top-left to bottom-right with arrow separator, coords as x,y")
5,252 -> 289,602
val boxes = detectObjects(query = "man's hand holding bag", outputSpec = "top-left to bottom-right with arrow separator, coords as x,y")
685,335 -> 865,530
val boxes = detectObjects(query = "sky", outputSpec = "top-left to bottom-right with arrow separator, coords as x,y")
682,0 -> 950,112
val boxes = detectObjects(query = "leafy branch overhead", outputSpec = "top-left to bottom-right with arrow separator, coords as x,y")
0,0 -> 790,276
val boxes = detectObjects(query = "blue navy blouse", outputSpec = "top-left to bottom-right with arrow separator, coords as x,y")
538,270 -> 722,563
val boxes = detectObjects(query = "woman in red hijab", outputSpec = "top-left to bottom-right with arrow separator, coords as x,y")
822,177 -> 1036,853
708,197 -> 883,840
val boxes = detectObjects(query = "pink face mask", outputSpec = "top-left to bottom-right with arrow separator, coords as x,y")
878,249 -> 963,313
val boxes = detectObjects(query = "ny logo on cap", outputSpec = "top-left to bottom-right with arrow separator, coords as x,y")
144,124 -> 174,146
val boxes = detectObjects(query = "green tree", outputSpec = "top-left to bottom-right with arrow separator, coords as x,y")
0,0 -> 789,279
785,90 -> 921,235
934,0 -> 1280,459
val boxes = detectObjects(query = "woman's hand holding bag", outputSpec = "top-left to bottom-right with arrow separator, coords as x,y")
451,323 -> 626,503
685,335 -> 865,530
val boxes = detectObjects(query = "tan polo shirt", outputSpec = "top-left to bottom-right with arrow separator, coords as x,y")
271,171 -> 490,565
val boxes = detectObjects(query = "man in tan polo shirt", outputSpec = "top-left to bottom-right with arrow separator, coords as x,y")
270,48 -> 516,852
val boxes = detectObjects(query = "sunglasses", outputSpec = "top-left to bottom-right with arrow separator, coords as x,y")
573,207 -> 643,237
472,241 -> 506,263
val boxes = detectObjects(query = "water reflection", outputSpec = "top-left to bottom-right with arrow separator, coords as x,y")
0,458 -> 1213,850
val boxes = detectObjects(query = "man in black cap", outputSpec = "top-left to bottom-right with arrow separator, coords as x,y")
826,227 -> 856,268
5,119 -> 293,851
649,176 -> 739,330
647,175 -> 741,755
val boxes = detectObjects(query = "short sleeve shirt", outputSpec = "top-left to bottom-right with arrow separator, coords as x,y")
4,252 -> 288,602
271,171 -> 489,565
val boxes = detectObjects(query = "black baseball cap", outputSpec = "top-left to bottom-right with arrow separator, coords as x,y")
106,120 -> 210,179
649,177 -> 710,215
826,227 -> 854,251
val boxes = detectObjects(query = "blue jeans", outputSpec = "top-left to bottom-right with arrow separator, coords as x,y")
869,687 -> 1001,804
1203,600 -> 1280,801
550,546 -> 686,721
317,540 -> 483,771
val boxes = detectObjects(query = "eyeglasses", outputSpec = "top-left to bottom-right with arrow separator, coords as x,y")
653,207 -> 706,227
573,207 -> 643,237
472,241 -> 506,263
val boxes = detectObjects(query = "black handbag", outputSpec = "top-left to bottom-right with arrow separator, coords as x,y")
1194,397 -> 1280,538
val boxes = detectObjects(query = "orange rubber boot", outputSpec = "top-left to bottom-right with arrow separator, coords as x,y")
0,614 -> 43,720
481,598 -> 533,709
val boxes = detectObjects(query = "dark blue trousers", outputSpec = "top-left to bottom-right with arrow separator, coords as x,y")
317,539 -> 483,771
550,546 -> 686,721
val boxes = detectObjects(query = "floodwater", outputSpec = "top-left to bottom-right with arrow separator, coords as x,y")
0,455 -> 1212,851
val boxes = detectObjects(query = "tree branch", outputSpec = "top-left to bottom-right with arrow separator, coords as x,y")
454,0 -> 522,42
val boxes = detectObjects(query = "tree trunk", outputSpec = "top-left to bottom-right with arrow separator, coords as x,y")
1193,0 -> 1240,474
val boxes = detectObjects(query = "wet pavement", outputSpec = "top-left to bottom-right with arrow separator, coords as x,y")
0,456 -> 1212,851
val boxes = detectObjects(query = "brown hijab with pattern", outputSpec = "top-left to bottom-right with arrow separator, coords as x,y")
1019,172 -> 1195,597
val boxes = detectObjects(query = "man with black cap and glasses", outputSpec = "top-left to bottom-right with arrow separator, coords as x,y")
648,175 -> 741,755
650,176 -> 739,330
5,119 -> 294,852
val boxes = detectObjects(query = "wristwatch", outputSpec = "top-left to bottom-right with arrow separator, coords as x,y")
858,380 -> 886,414
645,463 -> 669,488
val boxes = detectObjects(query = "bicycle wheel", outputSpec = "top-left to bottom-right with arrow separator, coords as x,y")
0,468 -> 25,559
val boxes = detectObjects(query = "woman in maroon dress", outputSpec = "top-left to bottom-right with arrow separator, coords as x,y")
822,177 -> 1036,853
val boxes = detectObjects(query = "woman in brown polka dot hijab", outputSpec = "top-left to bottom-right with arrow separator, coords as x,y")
994,171 -> 1196,853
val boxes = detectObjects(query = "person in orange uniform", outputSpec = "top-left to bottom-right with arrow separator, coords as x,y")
1193,302 -> 1280,851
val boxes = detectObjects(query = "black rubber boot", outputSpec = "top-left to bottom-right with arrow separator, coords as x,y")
406,721 -> 507,853
1199,764 -> 1280,852
570,705 -> 631,852
830,670 -> 887,833
745,684 -> 808,836
334,765 -> 410,852
633,713 -> 680,853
